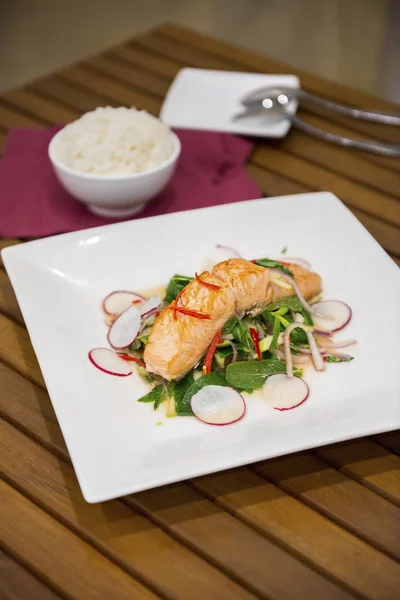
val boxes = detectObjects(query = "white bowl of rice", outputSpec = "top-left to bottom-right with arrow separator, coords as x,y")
48,106 -> 180,218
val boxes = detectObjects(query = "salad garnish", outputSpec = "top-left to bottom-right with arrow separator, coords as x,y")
89,252 -> 357,426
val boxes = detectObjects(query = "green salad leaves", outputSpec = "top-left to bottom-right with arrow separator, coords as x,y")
164,274 -> 193,303
134,266 -> 352,418
254,258 -> 293,277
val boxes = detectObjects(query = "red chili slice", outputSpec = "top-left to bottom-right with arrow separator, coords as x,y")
118,354 -> 146,368
202,330 -> 222,375
169,306 -> 211,320
172,288 -> 187,319
250,327 -> 262,361
175,287 -> 186,304
195,273 -> 221,290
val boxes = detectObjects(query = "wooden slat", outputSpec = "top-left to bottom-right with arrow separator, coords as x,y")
246,163 -> 310,197
315,441 -> 400,506
85,55 -> 170,98
251,146 -> 400,229
136,32 -> 238,73
0,314 -> 45,387
128,486 -> 354,600
158,24 -> 400,145
391,255 -> 400,267
0,418 -> 256,600
32,76 -> 115,114
0,102 -> 46,128
350,211 -> 400,257
0,479 -> 157,600
112,43 -> 187,80
57,66 -> 160,115
0,268 -> 24,324
0,549 -> 61,600
0,364 -> 353,600
0,239 -> 21,268
160,24 -> 399,112
0,359 -> 66,452
192,469 -> 400,600
254,453 -> 400,560
274,117 -> 400,197
373,431 -> 400,455
2,90 -> 80,124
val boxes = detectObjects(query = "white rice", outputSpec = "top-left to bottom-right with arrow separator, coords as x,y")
53,106 -> 175,175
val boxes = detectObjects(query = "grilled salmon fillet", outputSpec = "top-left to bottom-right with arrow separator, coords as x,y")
144,259 -> 322,380
144,272 -> 235,381
212,259 -> 269,315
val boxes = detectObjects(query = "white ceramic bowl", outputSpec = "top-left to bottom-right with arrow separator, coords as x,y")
48,128 -> 181,218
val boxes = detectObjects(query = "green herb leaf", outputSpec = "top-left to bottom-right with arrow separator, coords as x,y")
181,372 -> 229,414
216,346 -> 234,359
129,339 -> 142,351
222,317 -> 240,335
302,309 -> 313,326
270,316 -> 281,349
173,372 -> 196,416
225,358 -> 287,389
281,246 -> 287,254
137,365 -> 155,384
154,386 -> 169,410
137,333 -> 150,346
232,320 -> 253,350
325,355 -> 354,363
254,258 -> 293,277
164,274 -> 193,303
265,295 -> 303,312
137,384 -> 166,404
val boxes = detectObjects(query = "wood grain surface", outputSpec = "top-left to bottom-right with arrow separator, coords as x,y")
0,23 -> 399,599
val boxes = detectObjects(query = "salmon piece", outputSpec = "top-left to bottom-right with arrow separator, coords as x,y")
212,259 -> 269,315
144,260 -> 322,381
267,263 -> 322,303
144,272 -> 235,381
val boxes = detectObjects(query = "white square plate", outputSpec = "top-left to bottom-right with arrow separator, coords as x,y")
3,192 -> 400,503
160,68 -> 299,137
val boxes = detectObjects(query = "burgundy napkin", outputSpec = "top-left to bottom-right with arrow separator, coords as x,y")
0,126 -> 261,237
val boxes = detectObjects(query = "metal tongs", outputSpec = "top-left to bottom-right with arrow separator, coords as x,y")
234,86 -> 400,156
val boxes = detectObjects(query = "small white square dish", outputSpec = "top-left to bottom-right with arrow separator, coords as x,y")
3,192 -> 400,503
160,68 -> 299,137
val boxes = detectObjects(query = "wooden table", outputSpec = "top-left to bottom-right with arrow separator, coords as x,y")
1,23 -> 400,600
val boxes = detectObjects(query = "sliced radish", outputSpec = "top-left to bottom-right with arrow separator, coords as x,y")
103,291 -> 144,315
191,385 -> 246,426
107,305 -> 141,349
312,300 -> 352,332
264,374 -> 309,411
216,244 -> 241,258
88,348 -> 132,377
315,336 -> 357,349
139,295 -> 162,318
